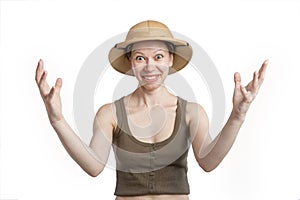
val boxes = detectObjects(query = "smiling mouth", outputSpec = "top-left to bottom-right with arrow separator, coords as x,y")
142,75 -> 160,82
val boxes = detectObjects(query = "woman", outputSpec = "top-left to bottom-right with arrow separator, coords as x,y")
35,20 -> 268,200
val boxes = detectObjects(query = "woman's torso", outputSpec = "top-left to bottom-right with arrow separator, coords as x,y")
113,94 -> 191,199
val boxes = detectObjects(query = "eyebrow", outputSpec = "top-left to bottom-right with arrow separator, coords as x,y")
131,48 -> 168,55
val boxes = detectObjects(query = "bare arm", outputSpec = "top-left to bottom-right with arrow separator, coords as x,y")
189,60 -> 268,172
35,59 -> 114,177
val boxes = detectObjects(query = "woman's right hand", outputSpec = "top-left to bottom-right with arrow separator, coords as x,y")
35,59 -> 63,124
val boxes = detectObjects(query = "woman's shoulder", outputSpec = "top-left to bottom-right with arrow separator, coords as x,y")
94,102 -> 117,127
95,96 -> 125,114
185,100 -> 209,124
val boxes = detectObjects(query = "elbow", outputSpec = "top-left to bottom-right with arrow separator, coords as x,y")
87,168 -> 103,177
198,162 -> 213,173
89,172 -> 100,178
84,164 -> 104,177
198,158 -> 219,173
201,165 -> 215,173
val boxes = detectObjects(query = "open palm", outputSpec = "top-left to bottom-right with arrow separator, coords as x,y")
35,59 -> 63,123
233,60 -> 268,116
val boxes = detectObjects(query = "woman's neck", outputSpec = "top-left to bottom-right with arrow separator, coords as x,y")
131,85 -> 174,107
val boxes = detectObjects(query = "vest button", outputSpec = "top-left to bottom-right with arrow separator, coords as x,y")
151,143 -> 156,150
149,183 -> 154,190
150,151 -> 155,158
150,171 -> 155,176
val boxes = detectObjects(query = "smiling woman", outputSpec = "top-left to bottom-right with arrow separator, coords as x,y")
35,20 -> 268,200
129,41 -> 173,90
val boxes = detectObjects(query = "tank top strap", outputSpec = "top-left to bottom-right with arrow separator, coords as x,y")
113,96 -> 126,138
177,96 -> 188,127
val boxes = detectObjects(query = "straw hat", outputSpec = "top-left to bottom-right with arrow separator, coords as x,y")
108,20 -> 193,76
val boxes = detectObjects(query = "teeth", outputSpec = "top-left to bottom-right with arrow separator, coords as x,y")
143,75 -> 157,80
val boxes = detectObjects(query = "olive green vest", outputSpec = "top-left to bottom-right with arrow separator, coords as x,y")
113,96 -> 190,196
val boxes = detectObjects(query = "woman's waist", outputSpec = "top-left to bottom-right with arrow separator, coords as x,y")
116,194 -> 189,200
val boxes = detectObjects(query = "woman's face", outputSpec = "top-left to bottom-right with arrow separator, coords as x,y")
129,40 -> 173,91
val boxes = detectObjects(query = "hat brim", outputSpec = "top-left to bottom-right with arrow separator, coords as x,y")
108,37 -> 193,76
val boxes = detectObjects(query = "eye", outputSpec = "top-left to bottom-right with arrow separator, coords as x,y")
135,56 -> 145,61
155,54 -> 163,60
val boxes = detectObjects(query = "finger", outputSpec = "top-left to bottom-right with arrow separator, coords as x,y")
240,85 -> 250,100
258,59 -> 268,83
48,78 -> 63,99
234,72 -> 241,89
48,86 -> 56,100
54,78 -> 63,93
39,70 -> 49,86
39,71 -> 51,96
41,70 -> 47,81
252,71 -> 259,89
35,59 -> 44,84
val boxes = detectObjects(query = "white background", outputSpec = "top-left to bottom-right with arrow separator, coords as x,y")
1,0 -> 300,200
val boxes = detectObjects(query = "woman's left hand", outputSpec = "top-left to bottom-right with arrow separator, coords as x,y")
232,60 -> 268,118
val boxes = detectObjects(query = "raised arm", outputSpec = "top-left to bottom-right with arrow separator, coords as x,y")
35,59 -> 114,177
189,60 -> 268,172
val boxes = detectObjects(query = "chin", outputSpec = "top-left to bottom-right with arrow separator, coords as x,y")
140,82 -> 163,91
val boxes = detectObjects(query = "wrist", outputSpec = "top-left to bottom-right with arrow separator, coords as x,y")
230,109 -> 246,123
49,116 -> 65,126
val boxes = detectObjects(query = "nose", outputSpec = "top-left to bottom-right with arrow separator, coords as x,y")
145,58 -> 156,72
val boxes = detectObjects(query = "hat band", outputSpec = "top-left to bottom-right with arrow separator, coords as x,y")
114,42 -> 190,51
